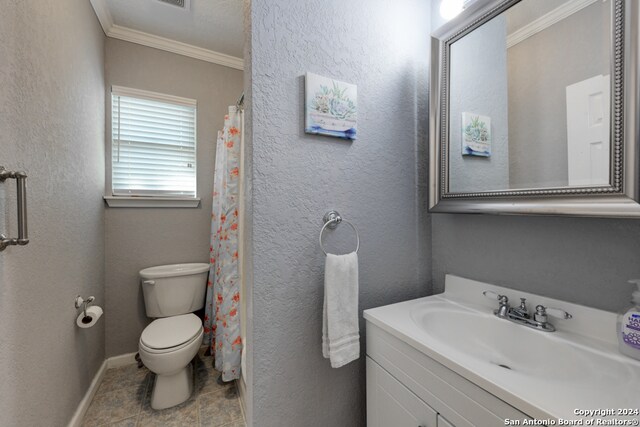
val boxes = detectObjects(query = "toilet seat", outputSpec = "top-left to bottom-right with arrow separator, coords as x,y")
140,313 -> 203,353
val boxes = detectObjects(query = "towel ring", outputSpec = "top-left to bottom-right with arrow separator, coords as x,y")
319,210 -> 360,256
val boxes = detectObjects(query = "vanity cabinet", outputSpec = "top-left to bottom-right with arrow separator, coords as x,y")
437,415 -> 454,427
365,323 -> 532,427
366,357 -> 437,427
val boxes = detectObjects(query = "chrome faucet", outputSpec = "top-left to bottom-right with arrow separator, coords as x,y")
511,298 -> 529,318
492,293 -> 509,318
483,291 -> 510,317
483,291 -> 572,332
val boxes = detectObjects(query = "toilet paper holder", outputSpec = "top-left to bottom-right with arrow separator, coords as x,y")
75,295 -> 95,319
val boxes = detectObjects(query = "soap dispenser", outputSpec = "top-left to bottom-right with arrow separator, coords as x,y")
617,280 -> 640,361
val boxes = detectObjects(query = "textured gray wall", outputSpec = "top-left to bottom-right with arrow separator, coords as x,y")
104,39 -> 244,356
449,15 -> 509,193
0,1 -> 106,425
247,0 -> 431,425
507,1 -> 610,188
432,214 -> 640,312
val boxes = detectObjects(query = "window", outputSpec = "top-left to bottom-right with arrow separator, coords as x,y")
108,86 -> 197,205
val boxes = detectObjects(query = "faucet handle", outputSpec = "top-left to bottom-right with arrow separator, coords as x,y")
483,290 -> 508,304
534,305 -> 572,323
544,306 -> 572,320
534,305 -> 547,323
519,298 -> 527,309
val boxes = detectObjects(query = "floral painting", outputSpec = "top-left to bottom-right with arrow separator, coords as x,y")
462,112 -> 491,157
305,72 -> 357,140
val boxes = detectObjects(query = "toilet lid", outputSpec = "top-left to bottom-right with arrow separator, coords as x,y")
141,313 -> 202,350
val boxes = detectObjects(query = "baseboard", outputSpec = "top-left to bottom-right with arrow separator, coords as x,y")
67,360 -> 107,427
68,348 -> 212,426
106,352 -> 138,369
67,352 -> 138,427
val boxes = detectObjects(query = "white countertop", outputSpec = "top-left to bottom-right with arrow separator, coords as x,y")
364,275 -> 640,423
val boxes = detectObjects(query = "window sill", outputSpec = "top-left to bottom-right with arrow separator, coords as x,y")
103,196 -> 201,208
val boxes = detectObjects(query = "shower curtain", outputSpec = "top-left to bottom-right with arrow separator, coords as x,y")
204,106 -> 243,381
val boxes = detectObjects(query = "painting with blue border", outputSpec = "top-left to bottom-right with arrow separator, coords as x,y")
305,72 -> 357,140
461,112 -> 491,157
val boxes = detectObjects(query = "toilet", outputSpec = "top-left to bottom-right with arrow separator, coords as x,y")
138,263 -> 209,410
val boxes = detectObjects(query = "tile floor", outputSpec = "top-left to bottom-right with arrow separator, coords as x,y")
82,348 -> 245,427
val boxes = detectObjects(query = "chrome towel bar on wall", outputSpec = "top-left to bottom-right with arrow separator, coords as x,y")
0,166 -> 29,251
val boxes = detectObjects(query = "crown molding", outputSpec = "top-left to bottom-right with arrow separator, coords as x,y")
506,0 -> 599,48
88,0 -> 244,70
107,25 -> 244,70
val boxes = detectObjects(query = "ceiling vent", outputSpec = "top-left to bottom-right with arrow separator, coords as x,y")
157,0 -> 190,10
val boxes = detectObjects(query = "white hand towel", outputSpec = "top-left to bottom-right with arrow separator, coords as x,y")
322,251 -> 359,368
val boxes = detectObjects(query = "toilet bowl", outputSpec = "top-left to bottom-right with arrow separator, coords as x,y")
139,314 -> 204,409
138,263 -> 209,410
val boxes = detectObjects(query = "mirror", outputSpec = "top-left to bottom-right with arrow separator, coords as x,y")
430,0 -> 640,217
449,0 -> 611,193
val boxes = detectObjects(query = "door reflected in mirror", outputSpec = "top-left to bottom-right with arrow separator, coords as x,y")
448,0 -> 611,193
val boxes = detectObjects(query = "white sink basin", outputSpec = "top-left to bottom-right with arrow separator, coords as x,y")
410,301 -> 636,386
364,275 -> 640,422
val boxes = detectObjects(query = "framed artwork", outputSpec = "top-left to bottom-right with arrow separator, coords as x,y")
305,72 -> 357,140
462,112 -> 491,157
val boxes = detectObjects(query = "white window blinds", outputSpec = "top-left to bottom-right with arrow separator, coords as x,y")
111,87 -> 197,198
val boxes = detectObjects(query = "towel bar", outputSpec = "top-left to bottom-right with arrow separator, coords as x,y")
319,210 -> 359,255
0,166 -> 29,252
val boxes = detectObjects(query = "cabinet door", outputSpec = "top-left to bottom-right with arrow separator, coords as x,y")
438,415 -> 455,427
367,357 -> 437,427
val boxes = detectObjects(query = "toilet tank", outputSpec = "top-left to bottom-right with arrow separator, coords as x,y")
140,263 -> 209,318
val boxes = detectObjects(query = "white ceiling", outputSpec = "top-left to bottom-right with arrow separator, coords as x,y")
103,0 -> 244,58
